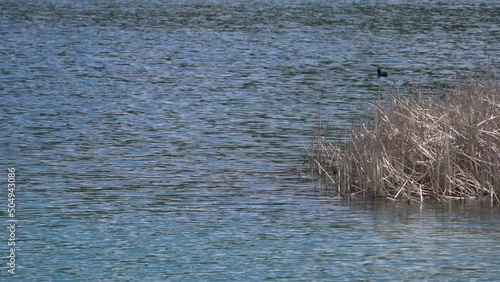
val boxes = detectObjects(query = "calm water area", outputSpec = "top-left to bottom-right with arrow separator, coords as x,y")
1,0 -> 500,280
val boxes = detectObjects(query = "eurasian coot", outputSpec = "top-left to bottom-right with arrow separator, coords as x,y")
377,68 -> 388,77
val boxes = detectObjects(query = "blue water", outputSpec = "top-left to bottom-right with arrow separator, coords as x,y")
1,0 -> 500,280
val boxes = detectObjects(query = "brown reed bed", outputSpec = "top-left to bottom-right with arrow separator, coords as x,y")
309,66 -> 500,204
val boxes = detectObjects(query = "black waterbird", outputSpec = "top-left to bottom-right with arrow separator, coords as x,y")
377,68 -> 388,77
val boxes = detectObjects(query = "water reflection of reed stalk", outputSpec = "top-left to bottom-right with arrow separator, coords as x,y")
309,65 -> 500,204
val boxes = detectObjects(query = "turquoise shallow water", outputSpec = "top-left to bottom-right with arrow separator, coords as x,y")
1,0 -> 500,280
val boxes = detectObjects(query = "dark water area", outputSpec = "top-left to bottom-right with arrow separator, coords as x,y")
1,0 -> 500,280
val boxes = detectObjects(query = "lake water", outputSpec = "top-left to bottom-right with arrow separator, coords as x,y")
1,0 -> 500,280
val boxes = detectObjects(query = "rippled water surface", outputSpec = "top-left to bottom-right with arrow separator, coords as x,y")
1,0 -> 500,280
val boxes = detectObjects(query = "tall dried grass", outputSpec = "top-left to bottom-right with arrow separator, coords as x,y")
309,66 -> 500,204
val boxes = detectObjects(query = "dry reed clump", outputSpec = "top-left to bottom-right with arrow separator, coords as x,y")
310,69 -> 500,204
